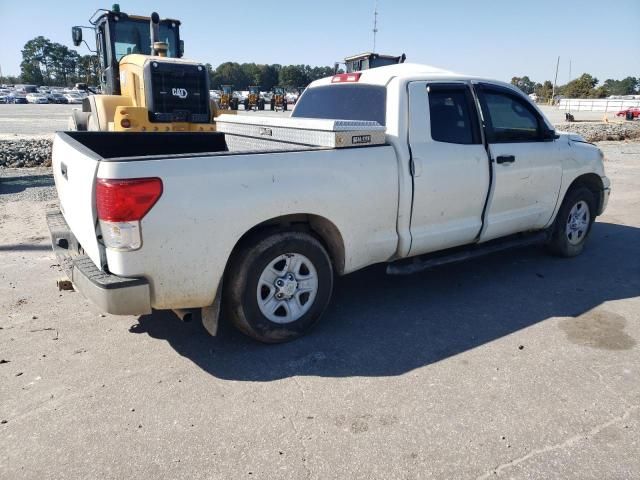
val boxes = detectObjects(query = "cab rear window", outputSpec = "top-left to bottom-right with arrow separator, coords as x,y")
292,85 -> 386,126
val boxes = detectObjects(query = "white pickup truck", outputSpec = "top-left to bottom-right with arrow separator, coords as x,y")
47,63 -> 610,343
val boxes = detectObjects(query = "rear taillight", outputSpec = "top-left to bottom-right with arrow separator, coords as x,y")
96,178 -> 162,251
331,73 -> 362,83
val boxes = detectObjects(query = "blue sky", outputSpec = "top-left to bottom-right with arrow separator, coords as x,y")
0,0 -> 638,83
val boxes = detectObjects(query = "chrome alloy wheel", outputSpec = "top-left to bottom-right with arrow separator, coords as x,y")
256,253 -> 319,324
565,200 -> 590,245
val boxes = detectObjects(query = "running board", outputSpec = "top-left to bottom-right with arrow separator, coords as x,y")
386,231 -> 549,276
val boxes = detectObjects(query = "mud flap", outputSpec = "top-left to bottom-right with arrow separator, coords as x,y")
202,281 -> 223,336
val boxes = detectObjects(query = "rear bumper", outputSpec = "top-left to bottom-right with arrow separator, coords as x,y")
46,210 -> 152,315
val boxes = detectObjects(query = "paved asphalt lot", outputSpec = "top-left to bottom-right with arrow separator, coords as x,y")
0,104 -> 289,136
0,103 -> 612,136
1,138 -> 639,476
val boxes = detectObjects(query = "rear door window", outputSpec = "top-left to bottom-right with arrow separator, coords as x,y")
292,84 -> 387,126
428,84 -> 480,144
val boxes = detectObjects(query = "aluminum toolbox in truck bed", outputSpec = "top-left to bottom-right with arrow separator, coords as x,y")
215,114 -> 386,149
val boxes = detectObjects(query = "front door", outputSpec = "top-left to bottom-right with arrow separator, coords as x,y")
477,84 -> 563,241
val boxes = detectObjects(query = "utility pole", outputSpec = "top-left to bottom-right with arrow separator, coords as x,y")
551,56 -> 560,105
372,0 -> 379,53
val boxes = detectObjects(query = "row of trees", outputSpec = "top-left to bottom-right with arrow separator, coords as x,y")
5,36 -> 338,90
205,62 -> 337,91
511,74 -> 640,102
18,36 -> 99,86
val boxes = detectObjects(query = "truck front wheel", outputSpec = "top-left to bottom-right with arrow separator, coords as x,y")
225,231 -> 334,343
547,186 -> 596,257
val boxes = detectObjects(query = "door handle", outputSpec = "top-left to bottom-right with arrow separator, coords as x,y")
496,155 -> 515,164
60,162 -> 68,180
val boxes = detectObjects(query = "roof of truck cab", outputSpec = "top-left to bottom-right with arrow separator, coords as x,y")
308,62 -> 527,95
309,63 -> 463,87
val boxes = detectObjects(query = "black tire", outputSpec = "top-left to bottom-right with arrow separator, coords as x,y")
547,186 -> 596,257
283,102 -> 288,112
225,231 -> 334,343
243,99 -> 249,110
258,100 -> 265,111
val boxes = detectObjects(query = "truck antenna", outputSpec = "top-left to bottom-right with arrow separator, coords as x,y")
372,0 -> 379,53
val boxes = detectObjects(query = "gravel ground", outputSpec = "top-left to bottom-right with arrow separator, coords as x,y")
0,167 -> 57,203
556,121 -> 640,142
0,142 -> 639,479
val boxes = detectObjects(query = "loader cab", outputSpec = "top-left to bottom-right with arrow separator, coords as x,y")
343,52 -> 406,73
73,5 -> 183,95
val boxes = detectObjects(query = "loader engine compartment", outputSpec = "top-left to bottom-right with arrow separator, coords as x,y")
144,61 -> 210,123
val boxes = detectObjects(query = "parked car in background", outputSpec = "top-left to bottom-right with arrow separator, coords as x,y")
0,93 -> 9,104
616,107 -> 640,119
15,84 -> 38,94
26,93 -> 50,104
64,93 -> 84,104
48,92 -> 69,104
9,93 -> 28,104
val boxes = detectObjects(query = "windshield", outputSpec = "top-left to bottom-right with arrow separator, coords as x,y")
113,19 -> 179,61
292,84 -> 387,126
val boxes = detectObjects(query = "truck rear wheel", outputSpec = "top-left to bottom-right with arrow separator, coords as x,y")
547,186 -> 596,257
225,231 -> 334,343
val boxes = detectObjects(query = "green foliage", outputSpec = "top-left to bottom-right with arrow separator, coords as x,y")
513,72 -> 639,102
279,65 -> 309,88
207,62 -> 337,91
0,74 -> 21,84
510,76 -> 536,94
534,80 -> 554,102
603,77 -> 639,96
559,73 -> 599,98
20,36 -> 99,86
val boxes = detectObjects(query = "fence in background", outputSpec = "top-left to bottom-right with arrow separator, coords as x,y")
557,98 -> 640,112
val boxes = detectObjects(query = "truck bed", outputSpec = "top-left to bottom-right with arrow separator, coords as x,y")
62,115 -> 387,162
51,125 -> 398,311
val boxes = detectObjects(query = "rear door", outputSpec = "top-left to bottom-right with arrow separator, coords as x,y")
51,133 -> 104,267
476,84 -> 563,241
408,82 -> 490,256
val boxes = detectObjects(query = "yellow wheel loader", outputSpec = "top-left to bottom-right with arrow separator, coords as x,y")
243,86 -> 265,112
270,86 -> 287,112
69,4 -> 222,133
219,85 -> 239,111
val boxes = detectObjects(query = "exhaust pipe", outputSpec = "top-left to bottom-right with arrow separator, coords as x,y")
150,11 -> 160,55
172,309 -> 193,322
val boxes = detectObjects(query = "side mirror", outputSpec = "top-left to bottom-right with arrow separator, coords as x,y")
543,128 -> 559,141
71,27 -> 82,47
